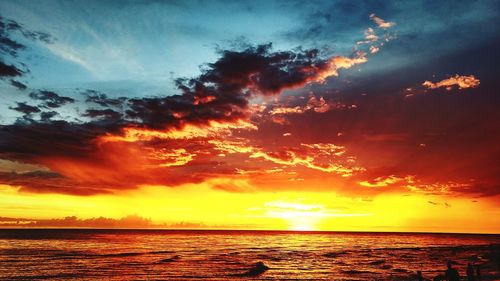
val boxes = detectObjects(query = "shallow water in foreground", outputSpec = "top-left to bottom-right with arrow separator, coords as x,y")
0,229 -> 499,280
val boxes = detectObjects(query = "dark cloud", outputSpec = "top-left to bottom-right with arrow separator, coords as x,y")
0,60 -> 23,77
0,16 -> 54,85
0,15 -> 54,47
29,90 -> 75,108
9,102 -> 40,115
83,90 -> 127,107
0,34 -> 25,56
127,44 -> 339,129
40,111 -> 58,122
9,79 -> 27,90
0,120 -> 123,161
83,108 -> 122,120
0,170 -> 107,196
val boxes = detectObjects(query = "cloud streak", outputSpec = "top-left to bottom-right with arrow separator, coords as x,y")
422,75 -> 480,91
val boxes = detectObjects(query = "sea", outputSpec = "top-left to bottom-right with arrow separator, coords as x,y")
0,229 -> 498,280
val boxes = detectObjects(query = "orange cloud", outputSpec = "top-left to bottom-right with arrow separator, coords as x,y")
422,75 -> 480,90
370,14 -> 395,29
148,148 -> 195,167
99,120 -> 257,143
357,27 -> 379,45
369,45 -> 379,54
359,175 -> 412,187
269,106 -> 305,115
269,95 -> 354,116
317,52 -> 368,81
210,140 -> 364,177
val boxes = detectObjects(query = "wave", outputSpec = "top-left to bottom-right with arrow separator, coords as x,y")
341,269 -> 378,275
368,259 -> 386,265
100,252 -> 145,257
322,250 -> 349,258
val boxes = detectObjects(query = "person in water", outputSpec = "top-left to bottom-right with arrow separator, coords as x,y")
444,261 -> 460,281
416,270 -> 430,281
445,261 -> 460,281
466,263 -> 475,281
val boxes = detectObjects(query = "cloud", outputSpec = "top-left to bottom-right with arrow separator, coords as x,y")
266,94 -> 356,121
422,75 -> 480,91
369,14 -> 395,29
9,79 -> 27,90
0,17 -> 388,195
369,45 -> 379,54
0,214 -> 155,228
29,90 -> 75,108
0,16 -> 54,83
0,214 -> 214,229
0,16 -> 53,45
357,27 -> 378,45
83,90 -> 126,107
210,140 -> 364,177
0,61 -> 24,78
40,111 -> 58,121
8,102 -> 41,115
0,170 -> 110,196
427,201 -> 451,208
356,172 -> 499,198
44,43 -> 96,74
318,52 -> 368,80
83,108 -> 122,120
359,175 -> 409,187
355,14 -> 395,56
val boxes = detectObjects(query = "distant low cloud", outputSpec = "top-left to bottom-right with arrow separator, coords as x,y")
0,215 -> 221,229
0,215 -> 168,228
422,75 -> 480,91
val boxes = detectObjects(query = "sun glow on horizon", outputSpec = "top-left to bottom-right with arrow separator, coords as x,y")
2,183 -> 497,233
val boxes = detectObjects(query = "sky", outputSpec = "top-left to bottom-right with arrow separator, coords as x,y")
0,0 -> 499,233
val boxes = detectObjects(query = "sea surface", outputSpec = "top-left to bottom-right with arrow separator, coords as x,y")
0,229 -> 499,280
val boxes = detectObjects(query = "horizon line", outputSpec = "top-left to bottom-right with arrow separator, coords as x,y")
0,227 -> 498,236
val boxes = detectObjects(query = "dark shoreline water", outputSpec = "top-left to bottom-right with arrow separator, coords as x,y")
1,229 -> 499,280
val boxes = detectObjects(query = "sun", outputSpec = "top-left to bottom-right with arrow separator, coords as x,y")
288,217 -> 318,231
264,201 -> 326,231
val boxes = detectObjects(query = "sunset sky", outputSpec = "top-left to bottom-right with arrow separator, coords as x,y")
0,0 -> 499,233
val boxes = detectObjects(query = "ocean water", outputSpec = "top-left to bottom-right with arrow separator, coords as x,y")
0,230 -> 499,280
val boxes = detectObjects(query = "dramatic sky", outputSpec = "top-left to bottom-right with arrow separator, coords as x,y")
1,0 -> 499,233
